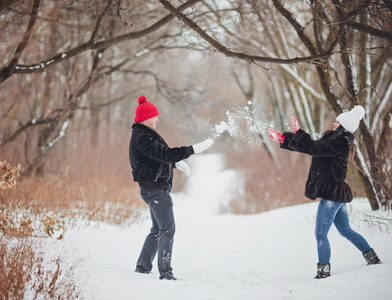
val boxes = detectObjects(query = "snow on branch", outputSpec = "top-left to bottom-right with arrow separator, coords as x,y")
371,79 -> 392,133
22,116 -> 71,175
1,0 -> 202,82
158,0 -> 335,66
0,0 -> 41,83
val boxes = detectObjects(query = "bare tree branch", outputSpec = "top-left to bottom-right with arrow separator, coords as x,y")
158,0 -> 337,65
21,113 -> 72,175
90,0 -> 113,41
384,0 -> 392,12
117,0 -> 134,27
272,0 -> 343,113
0,114 -> 60,146
0,0 -> 202,84
0,0 -> 21,12
346,21 -> 392,42
0,0 -> 40,81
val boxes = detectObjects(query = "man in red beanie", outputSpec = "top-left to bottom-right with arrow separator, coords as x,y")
129,95 -> 213,280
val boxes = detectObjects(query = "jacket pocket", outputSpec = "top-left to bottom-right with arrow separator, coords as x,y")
154,163 -> 164,182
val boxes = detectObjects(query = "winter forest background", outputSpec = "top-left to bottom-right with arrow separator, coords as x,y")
1,0 -> 392,298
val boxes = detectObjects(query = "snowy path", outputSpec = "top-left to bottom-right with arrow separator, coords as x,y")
66,154 -> 392,300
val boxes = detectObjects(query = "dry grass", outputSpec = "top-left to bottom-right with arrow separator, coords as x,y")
0,235 -> 83,300
0,137 -> 143,227
0,173 -> 143,228
0,139 -> 143,299
0,161 -> 21,190
224,146 -> 310,214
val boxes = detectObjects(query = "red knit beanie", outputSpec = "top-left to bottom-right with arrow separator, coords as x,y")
134,95 -> 159,123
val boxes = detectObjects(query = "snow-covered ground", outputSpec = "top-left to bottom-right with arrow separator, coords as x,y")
59,154 -> 392,300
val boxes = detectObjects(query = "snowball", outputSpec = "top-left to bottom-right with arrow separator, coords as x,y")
215,121 -> 228,134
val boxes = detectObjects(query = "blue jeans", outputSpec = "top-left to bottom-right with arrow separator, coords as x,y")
315,199 -> 371,264
136,188 -> 175,276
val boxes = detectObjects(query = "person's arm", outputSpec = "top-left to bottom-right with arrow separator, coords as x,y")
135,134 -> 213,164
288,129 -> 350,157
135,133 -> 194,163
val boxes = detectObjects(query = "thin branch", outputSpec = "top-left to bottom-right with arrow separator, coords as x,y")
7,6 -> 91,29
117,0 -> 134,27
384,0 -> 392,12
76,94 -> 128,110
90,0 -> 113,41
346,21 -> 392,42
159,0 -> 335,65
0,0 -> 40,81
371,78 -> 392,133
271,0 -> 342,113
271,0 -> 318,56
0,0 -> 202,83
377,106 -> 392,158
21,114 -> 72,176
0,0 -> 21,12
0,115 -> 60,146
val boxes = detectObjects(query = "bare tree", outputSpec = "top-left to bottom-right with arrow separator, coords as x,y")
0,0 -> 203,175
158,0 -> 392,209
1,0 -> 391,210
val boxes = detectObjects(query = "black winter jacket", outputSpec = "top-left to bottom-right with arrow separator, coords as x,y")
281,127 -> 354,203
129,123 -> 194,190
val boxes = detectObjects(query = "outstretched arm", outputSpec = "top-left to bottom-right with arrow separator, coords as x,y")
288,129 -> 350,157
268,116 -> 298,151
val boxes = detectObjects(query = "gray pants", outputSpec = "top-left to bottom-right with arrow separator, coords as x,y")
136,188 -> 175,276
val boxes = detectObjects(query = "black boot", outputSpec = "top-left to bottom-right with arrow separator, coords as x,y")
135,267 -> 151,274
314,263 -> 331,279
363,248 -> 382,265
159,272 -> 177,281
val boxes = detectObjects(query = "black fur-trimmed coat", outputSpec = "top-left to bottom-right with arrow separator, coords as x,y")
129,123 -> 194,190
280,126 -> 354,203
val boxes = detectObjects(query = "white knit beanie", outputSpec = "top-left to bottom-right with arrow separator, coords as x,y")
336,105 -> 365,133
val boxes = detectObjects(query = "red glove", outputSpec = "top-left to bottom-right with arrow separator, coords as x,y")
268,116 -> 299,143
268,128 -> 285,143
291,116 -> 299,133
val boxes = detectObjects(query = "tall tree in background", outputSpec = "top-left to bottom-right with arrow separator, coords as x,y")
0,0 -> 203,175
1,1 -> 391,210
159,0 -> 392,210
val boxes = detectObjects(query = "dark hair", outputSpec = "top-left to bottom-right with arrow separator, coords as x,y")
321,125 -> 345,141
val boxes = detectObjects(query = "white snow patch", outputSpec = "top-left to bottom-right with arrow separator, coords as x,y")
34,154 -> 392,299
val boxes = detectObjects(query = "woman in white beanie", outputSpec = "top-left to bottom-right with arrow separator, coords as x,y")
336,105 -> 366,133
279,105 -> 381,279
